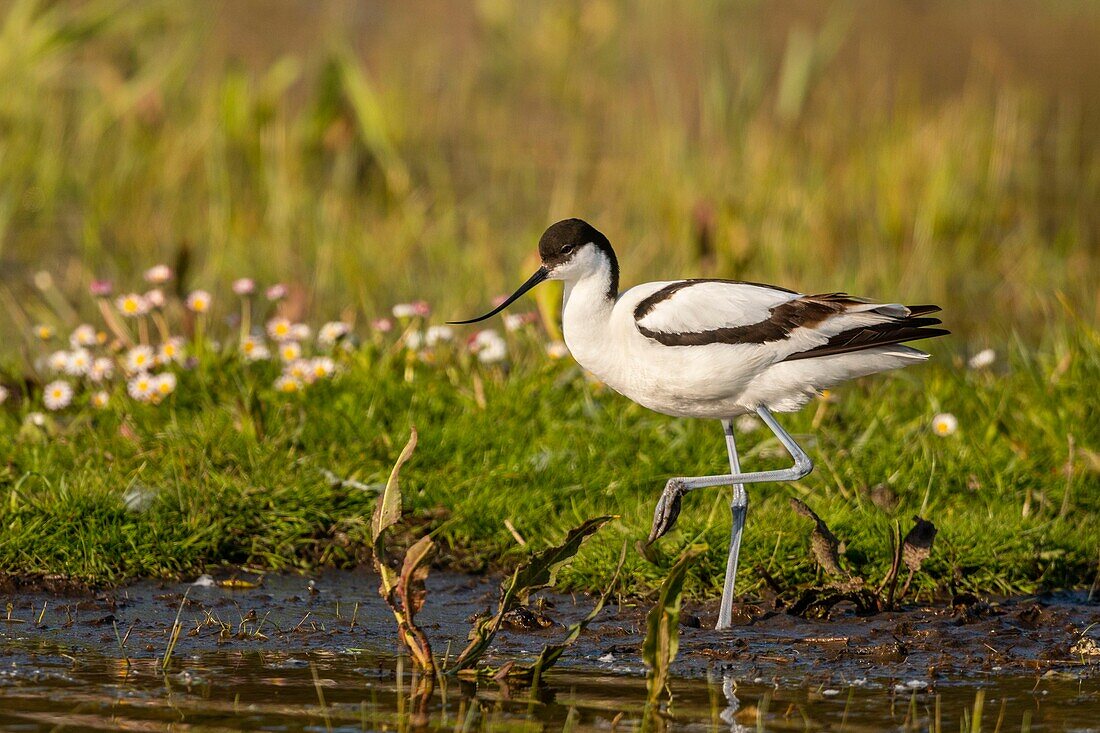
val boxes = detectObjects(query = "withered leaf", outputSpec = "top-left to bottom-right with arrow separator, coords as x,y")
790,498 -> 845,577
902,515 -> 937,573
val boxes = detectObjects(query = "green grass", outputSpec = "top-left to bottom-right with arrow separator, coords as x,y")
1,324 -> 1096,598
0,1 -> 1097,597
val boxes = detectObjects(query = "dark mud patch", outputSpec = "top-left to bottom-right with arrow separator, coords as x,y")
1,570 -> 1098,730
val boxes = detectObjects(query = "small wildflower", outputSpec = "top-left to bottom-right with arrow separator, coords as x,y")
404,330 -> 424,350
153,372 -> 177,398
69,324 -> 97,348
241,336 -> 270,361
116,293 -> 150,317
425,325 -> 454,346
265,284 -> 287,301
157,338 -> 185,365
26,412 -> 46,427
290,323 -> 311,341
266,317 -> 293,341
472,329 -> 507,364
371,317 -> 394,333
393,301 -> 430,319
145,288 -> 167,309
91,390 -> 109,409
47,350 -> 70,373
89,358 -> 114,383
125,346 -> 155,373
143,264 -> 173,284
503,312 -> 536,332
286,359 -> 311,382
279,341 -> 302,362
274,375 -> 302,393
0,385 -> 8,404
64,349 -> 92,376
127,373 -> 156,402
931,413 -> 958,437
232,278 -> 255,296
43,380 -> 73,411
309,356 -> 336,380
35,324 -> 55,340
318,321 -> 350,346
185,290 -> 211,313
968,349 -> 996,370
89,280 -> 113,297
546,341 -> 570,359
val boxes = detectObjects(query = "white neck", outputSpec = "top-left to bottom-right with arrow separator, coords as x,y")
561,259 -> 617,374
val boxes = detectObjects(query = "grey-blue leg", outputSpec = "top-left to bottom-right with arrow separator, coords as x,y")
647,406 -> 813,630
717,419 -> 747,630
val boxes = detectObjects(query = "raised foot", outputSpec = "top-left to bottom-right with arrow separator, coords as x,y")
647,478 -> 686,545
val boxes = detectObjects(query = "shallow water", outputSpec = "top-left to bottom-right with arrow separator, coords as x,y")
1,571 -> 1097,731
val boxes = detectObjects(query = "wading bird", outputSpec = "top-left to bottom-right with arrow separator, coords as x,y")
451,219 -> 946,629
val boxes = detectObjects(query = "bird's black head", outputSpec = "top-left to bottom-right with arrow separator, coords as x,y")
448,218 -> 618,325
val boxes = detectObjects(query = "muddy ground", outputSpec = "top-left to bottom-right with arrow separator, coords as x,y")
1,570 -> 1098,730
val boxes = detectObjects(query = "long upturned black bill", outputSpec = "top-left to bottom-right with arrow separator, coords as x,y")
447,266 -> 549,325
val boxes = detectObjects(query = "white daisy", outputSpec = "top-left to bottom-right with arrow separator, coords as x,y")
240,336 -> 270,361
47,350 -> 70,373
290,323 -> 311,341
472,329 -> 507,364
279,341 -> 302,362
185,290 -> 211,313
274,375 -> 302,393
932,413 -> 958,437
392,303 -> 418,319
116,293 -> 150,317
125,345 -> 155,373
266,317 -> 293,342
968,349 -> 996,370
318,321 -> 350,347
69,324 -> 97,348
89,358 -> 114,383
35,324 -> 55,340
425,325 -> 454,346
152,372 -> 177,399
157,338 -> 185,365
64,349 -> 92,376
309,357 -> 336,380
43,380 -> 73,411
143,264 -> 172,284
127,373 -> 156,402
91,390 -> 109,409
0,385 -> 8,404
404,330 -> 424,351
265,284 -> 286,301
285,359 -> 312,382
145,288 -> 167,309
232,278 -> 255,296
26,412 -> 46,427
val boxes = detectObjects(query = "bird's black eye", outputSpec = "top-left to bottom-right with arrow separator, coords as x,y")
561,244 -> 575,255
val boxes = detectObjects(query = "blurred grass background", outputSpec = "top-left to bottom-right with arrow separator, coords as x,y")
0,0 -> 1097,345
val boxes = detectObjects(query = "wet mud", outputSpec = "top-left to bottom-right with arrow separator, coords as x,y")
1,570 -> 1097,730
